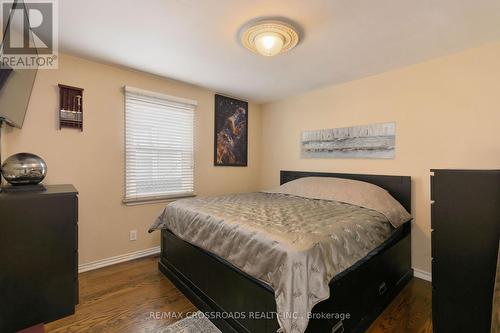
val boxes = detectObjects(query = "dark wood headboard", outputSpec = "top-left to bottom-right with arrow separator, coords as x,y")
280,170 -> 412,213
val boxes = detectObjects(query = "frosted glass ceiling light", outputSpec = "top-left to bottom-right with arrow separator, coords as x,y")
240,19 -> 299,57
254,32 -> 285,57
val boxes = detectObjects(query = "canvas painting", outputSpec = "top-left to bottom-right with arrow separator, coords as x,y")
214,94 -> 248,166
301,122 -> 396,159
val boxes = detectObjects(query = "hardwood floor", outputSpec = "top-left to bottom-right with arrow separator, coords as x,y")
46,255 -> 431,333
46,256 -> 196,333
365,278 -> 432,333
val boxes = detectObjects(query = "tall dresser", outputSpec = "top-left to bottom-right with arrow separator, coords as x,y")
0,185 -> 79,332
431,170 -> 500,333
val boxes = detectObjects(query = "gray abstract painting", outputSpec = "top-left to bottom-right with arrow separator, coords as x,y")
301,122 -> 395,159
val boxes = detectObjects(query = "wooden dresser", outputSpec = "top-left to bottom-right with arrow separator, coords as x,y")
431,170 -> 500,333
0,185 -> 79,332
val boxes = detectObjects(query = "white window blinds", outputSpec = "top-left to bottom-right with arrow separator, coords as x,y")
124,86 -> 196,203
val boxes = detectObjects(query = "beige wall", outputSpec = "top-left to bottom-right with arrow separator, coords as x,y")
260,42 -> 500,273
3,53 -> 262,265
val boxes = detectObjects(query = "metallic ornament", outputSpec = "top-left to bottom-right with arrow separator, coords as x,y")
1,153 -> 47,185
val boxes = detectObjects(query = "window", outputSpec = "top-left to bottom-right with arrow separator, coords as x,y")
124,86 -> 196,203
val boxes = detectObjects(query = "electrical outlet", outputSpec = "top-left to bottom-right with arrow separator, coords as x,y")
129,230 -> 137,241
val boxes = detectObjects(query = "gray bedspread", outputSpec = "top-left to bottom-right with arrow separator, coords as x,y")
149,192 -> 393,333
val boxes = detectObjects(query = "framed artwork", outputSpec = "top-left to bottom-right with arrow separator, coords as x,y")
214,94 -> 248,166
301,122 -> 396,159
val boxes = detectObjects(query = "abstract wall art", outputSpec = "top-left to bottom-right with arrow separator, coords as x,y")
214,94 -> 248,166
301,122 -> 396,159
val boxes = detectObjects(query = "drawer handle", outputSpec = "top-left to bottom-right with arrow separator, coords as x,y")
378,282 -> 388,295
332,320 -> 344,333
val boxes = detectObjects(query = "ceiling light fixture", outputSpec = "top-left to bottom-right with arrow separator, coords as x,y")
240,19 -> 299,57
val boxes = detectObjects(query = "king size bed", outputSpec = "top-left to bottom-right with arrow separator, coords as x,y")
149,170 -> 413,333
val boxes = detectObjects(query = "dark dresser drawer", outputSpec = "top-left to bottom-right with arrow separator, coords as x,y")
431,170 -> 500,333
0,184 -> 79,332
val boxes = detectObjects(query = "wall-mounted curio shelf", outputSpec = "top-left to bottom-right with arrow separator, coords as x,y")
58,84 -> 84,131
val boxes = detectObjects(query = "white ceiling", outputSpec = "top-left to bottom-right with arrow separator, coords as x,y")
59,0 -> 500,103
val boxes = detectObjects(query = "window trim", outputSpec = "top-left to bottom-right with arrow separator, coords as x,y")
124,86 -> 198,107
122,193 -> 196,206
123,86 -> 196,204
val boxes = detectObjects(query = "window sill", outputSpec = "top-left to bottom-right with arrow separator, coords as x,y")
123,194 -> 195,206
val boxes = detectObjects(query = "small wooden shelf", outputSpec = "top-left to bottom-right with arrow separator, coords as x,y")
58,84 -> 84,131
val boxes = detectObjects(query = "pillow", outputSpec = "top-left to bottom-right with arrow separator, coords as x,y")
264,177 -> 411,227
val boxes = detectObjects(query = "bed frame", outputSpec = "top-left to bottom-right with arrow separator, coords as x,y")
159,170 -> 412,333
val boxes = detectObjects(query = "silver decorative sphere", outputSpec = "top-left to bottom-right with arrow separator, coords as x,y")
1,153 -> 47,185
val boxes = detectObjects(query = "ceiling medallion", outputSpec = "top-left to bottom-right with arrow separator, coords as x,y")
240,19 -> 300,57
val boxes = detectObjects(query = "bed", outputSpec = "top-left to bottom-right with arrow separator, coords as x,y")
153,170 -> 412,333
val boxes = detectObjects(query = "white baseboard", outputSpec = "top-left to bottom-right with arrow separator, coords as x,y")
413,267 -> 432,282
78,246 -> 161,273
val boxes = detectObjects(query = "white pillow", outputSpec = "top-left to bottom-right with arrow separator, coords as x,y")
264,177 -> 411,227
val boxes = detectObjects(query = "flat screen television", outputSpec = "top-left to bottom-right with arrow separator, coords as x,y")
0,66 -> 12,90
0,0 -> 38,128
